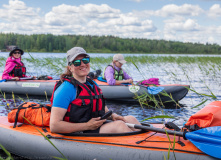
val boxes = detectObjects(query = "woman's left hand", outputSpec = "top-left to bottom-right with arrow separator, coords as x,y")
112,113 -> 126,122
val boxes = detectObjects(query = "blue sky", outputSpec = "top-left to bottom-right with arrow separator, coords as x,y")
0,0 -> 221,45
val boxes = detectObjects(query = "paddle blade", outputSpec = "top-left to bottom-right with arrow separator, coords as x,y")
185,126 -> 221,159
147,86 -> 164,95
0,79 -> 6,83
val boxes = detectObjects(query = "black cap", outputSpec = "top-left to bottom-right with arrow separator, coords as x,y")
9,47 -> 24,56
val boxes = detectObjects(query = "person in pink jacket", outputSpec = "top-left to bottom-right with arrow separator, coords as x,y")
2,47 -> 27,81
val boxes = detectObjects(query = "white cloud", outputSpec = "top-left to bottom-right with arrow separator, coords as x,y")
0,0 -> 42,32
208,4 -> 221,18
156,4 -> 204,17
129,0 -> 144,2
44,3 -> 156,37
0,0 -> 221,45
164,18 -> 200,32
45,3 -> 121,26
3,0 -> 26,10
0,0 -> 41,21
106,14 -> 141,26
163,23 -> 221,45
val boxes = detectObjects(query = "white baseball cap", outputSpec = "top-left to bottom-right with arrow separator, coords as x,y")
67,47 -> 89,64
113,54 -> 127,64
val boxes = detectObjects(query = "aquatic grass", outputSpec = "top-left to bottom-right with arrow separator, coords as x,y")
189,88 -> 217,99
130,58 -> 183,110
191,99 -> 208,109
132,88 -> 181,122
162,130 -> 177,160
172,133 -> 176,160
0,57 -> 6,67
166,130 -> 177,160
1,54 -> 221,121
0,90 -> 10,112
125,55 -> 221,123
45,91 -> 49,102
128,59 -> 147,80
133,93 -> 145,112
159,91 -> 182,108
27,51 -> 35,61
26,94 -> 30,101
12,92 -> 16,108
22,117 -> 68,160
0,144 -> 14,160
142,115 -> 176,122
199,78 -> 217,100
133,90 -> 159,109
16,96 -> 27,103
2,54 -> 221,79
2,54 -> 221,98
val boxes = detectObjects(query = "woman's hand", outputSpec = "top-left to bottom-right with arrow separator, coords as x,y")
124,79 -> 133,84
86,117 -> 106,130
111,113 -> 126,122
12,77 -> 20,81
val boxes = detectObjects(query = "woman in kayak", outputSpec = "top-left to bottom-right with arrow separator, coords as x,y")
50,47 -> 141,134
2,47 -> 27,81
103,54 -> 133,85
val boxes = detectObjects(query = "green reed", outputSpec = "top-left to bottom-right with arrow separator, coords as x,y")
163,131 -> 177,160
123,55 -> 221,123
0,144 -> 14,160
0,90 -> 11,112
1,54 -> 221,112
22,117 -> 67,160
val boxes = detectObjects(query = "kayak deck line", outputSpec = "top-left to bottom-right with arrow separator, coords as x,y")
46,134 -> 206,155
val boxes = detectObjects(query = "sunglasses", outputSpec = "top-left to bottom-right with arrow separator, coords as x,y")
13,51 -> 21,54
70,57 -> 90,67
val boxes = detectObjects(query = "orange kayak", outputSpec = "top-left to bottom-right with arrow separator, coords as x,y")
0,116 -> 215,160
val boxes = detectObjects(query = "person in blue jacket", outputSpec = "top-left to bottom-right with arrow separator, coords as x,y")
50,47 -> 141,134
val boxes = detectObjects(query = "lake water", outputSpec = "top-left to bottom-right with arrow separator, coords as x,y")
1,52 -> 221,159
1,52 -> 221,123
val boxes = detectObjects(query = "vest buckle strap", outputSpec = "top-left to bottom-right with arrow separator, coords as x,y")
94,95 -> 99,99
82,99 -> 86,106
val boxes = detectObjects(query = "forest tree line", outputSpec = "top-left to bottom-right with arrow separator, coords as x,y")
0,33 -> 221,54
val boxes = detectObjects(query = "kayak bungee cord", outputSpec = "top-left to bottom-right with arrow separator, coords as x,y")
45,134 -> 204,155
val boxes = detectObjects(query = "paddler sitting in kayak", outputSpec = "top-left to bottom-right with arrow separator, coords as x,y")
2,47 -> 32,81
102,54 -> 133,85
50,47 -> 141,134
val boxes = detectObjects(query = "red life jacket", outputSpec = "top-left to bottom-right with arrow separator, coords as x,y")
50,76 -> 105,123
9,61 -> 26,77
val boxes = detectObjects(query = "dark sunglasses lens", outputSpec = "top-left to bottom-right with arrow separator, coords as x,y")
73,60 -> 81,66
72,57 -> 90,66
82,57 -> 90,64
14,52 -> 21,54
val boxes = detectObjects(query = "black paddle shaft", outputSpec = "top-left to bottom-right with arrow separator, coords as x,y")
127,123 -> 184,137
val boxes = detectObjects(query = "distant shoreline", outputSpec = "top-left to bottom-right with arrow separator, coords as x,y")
1,33 -> 221,54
